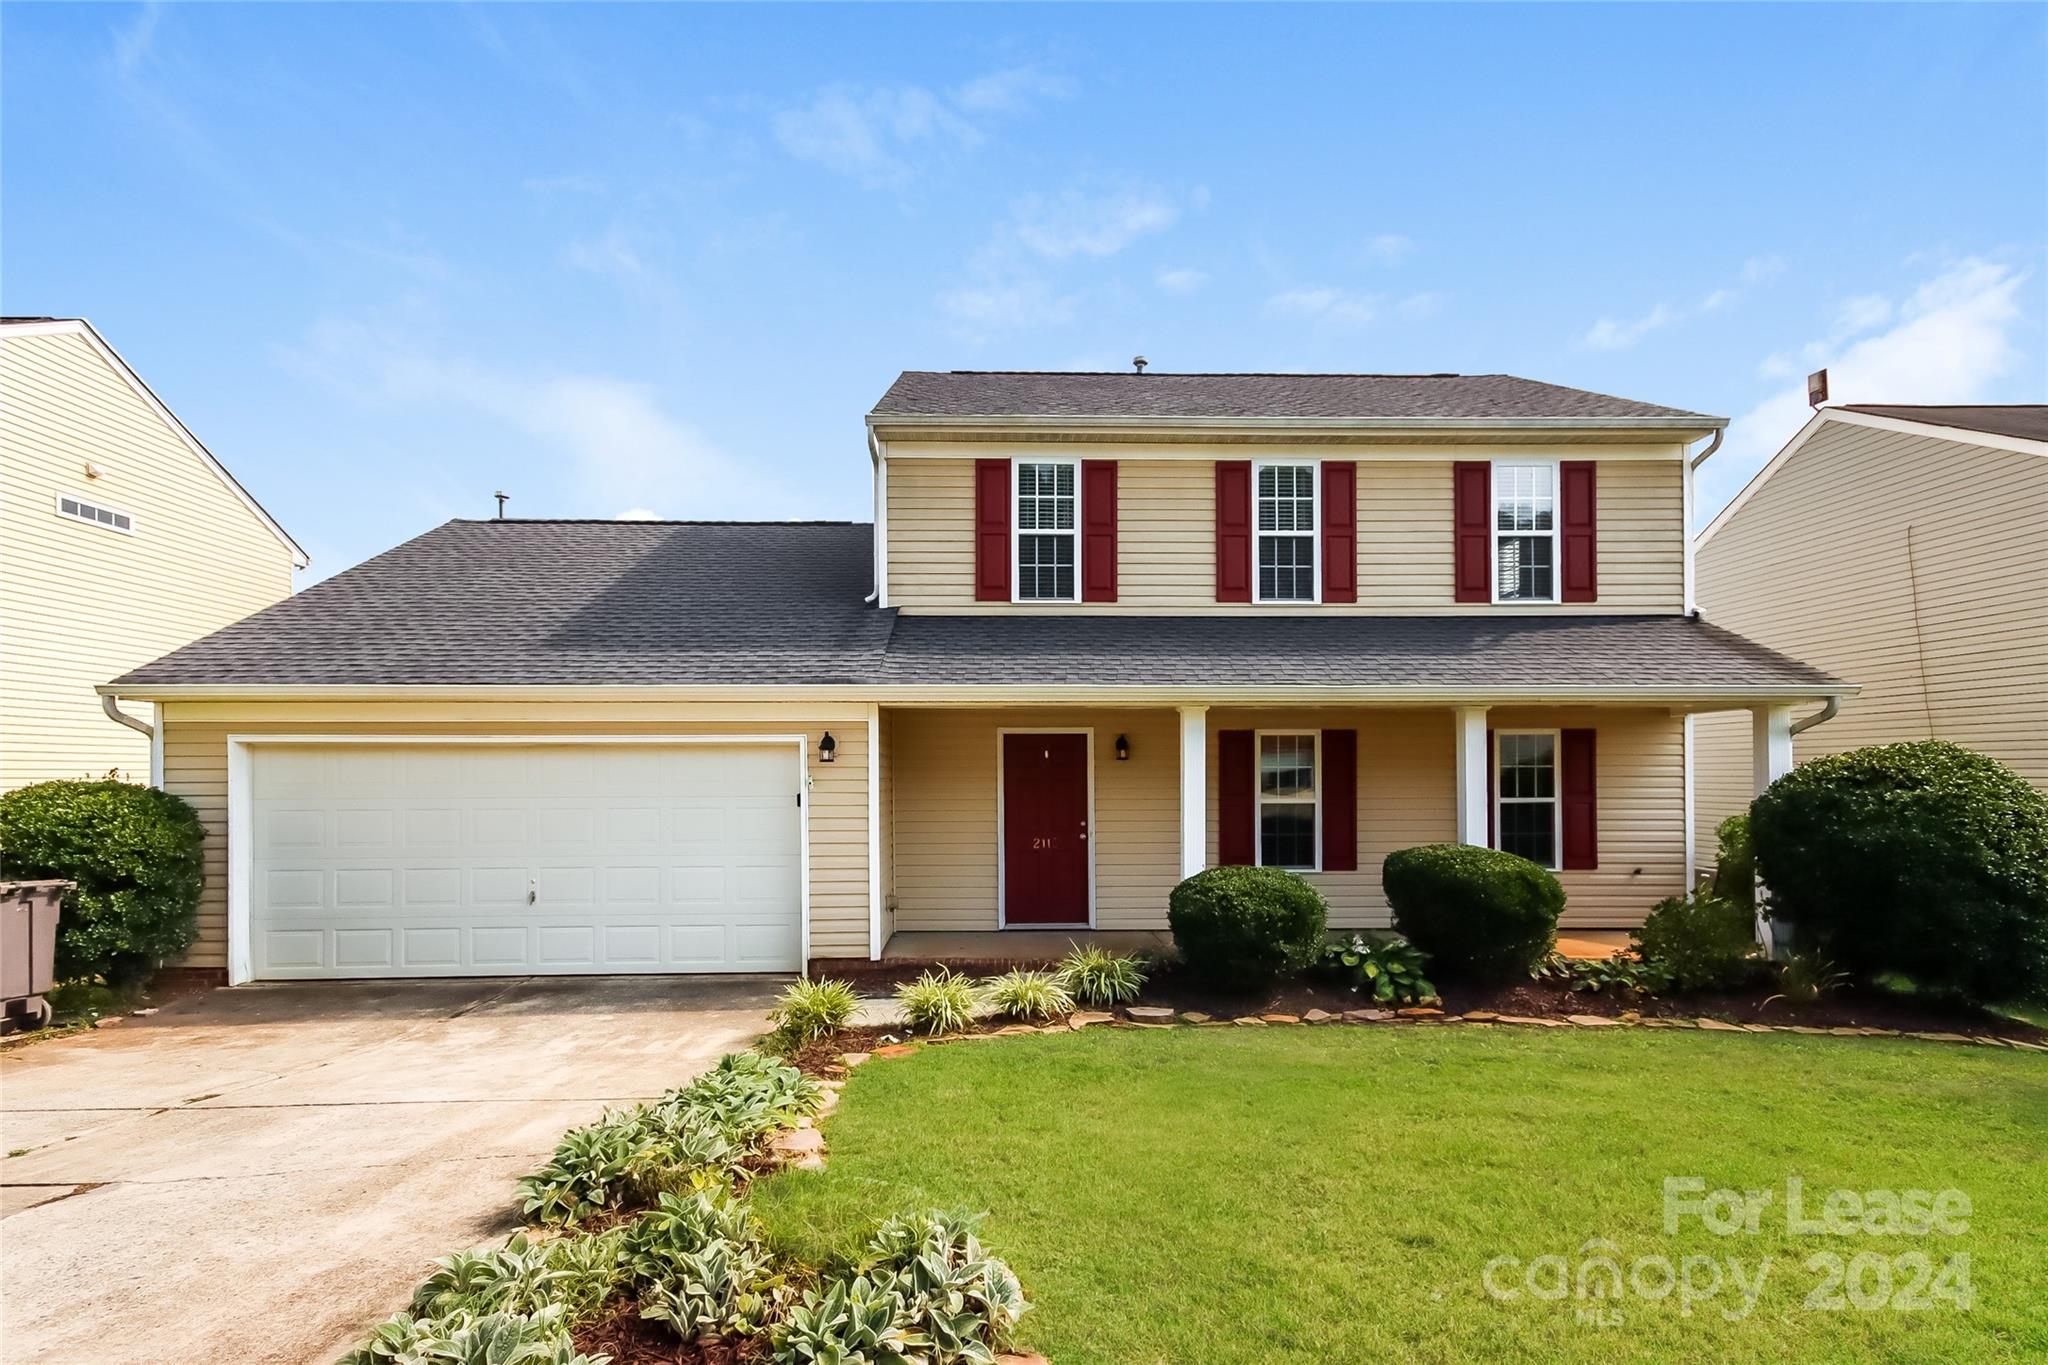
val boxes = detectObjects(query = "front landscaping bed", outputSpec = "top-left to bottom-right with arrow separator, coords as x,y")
755,1025 -> 2048,1365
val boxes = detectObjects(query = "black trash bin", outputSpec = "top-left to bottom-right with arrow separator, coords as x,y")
1,879 -> 69,1031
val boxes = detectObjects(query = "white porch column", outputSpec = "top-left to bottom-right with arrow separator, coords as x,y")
1454,706 -> 1490,846
1178,705 -> 1209,879
1751,703 -> 1796,954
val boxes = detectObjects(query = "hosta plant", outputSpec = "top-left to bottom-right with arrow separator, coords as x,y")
1053,944 -> 1147,1007
894,970 -> 981,1036
1531,951 -> 1670,998
768,977 -> 862,1047
981,969 -> 1074,1022
1321,934 -> 1437,1006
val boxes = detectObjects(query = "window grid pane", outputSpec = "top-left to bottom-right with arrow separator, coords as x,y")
1494,464 -> 1555,601
1497,732 -> 1557,867
1017,533 -> 1075,601
1258,735 -> 1316,868
1015,463 -> 1077,600
1256,464 -> 1316,601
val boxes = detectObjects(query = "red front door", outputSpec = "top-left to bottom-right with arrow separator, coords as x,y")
1002,732 -> 1090,925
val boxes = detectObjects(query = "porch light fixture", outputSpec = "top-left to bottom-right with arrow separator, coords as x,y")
1115,734 -> 1130,761
818,732 -> 837,763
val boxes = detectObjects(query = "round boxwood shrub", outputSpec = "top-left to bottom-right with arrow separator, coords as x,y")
0,780 -> 205,986
1167,866 -> 1328,991
1708,813 -> 1755,911
1383,843 -> 1563,981
1749,741 -> 2048,1004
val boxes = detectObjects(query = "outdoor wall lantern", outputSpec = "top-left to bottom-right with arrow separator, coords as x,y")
1115,734 -> 1130,761
818,732 -> 837,763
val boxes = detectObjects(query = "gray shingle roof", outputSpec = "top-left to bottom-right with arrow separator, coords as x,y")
115,520 -> 889,687
876,613 -> 1833,690
114,520 -> 1834,693
1838,404 -> 2048,444
871,372 -> 1722,425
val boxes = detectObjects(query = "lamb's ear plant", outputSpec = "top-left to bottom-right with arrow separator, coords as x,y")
982,969 -> 1074,1022
894,969 -> 981,1035
1053,944 -> 1148,1007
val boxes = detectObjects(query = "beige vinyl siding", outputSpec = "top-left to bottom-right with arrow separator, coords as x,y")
889,705 -> 1684,933
889,709 -> 1180,931
155,707 -> 872,969
1691,420 -> 2048,861
0,330 -> 296,789
884,453 -> 1684,614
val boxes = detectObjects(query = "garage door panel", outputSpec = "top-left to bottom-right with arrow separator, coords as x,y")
248,743 -> 803,978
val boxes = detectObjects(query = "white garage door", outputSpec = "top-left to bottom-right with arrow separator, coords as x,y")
246,743 -> 802,978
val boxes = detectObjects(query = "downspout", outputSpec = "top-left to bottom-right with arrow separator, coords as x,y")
1789,696 -> 1839,737
101,692 -> 154,741
863,426 -> 884,605
1688,428 -> 1723,469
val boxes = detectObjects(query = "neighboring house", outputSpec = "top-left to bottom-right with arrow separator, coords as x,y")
0,318 -> 306,791
102,370 -> 1842,984
1692,404 -> 2048,863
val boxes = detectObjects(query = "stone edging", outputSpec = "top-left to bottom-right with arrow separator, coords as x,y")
826,1007 -> 2047,1055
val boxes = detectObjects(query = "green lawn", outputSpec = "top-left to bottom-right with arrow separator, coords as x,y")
753,1026 -> 2047,1365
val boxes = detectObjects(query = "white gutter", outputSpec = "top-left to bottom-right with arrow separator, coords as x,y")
1789,695 -> 1840,737
103,681 -> 1853,706
101,692 -> 155,740
1688,427 -> 1724,469
867,413 -> 1728,436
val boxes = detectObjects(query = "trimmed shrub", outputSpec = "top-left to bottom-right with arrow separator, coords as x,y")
1633,892 -> 1760,991
1749,740 -> 2048,1003
1383,844 -> 1563,981
1166,866 -> 1328,991
1708,813 -> 1756,910
0,779 -> 205,986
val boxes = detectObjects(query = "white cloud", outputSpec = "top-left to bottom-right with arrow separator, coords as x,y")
523,174 -> 606,197
1266,287 -> 1379,326
951,65 -> 1074,114
1360,233 -> 1416,266
1583,303 -> 1677,351
615,507 -> 663,521
112,2 -> 162,74
562,224 -> 646,281
938,274 -> 1078,331
283,320 -> 808,519
1155,266 -> 1210,295
1011,186 -> 1180,260
1705,258 -> 2032,516
1742,255 -> 1787,284
771,84 -> 976,185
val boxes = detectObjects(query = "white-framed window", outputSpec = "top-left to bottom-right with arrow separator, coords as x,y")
56,493 -> 134,534
1256,730 -> 1320,871
1014,459 -> 1078,602
1494,729 -> 1561,870
1255,460 -> 1318,603
1492,461 -> 1557,603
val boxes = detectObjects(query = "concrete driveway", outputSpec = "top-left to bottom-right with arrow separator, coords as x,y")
0,976 -> 780,1365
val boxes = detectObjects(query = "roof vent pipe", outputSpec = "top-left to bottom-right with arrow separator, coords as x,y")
1132,355 -> 1148,374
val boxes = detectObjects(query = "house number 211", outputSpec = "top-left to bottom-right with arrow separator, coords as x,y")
1032,836 -> 1057,850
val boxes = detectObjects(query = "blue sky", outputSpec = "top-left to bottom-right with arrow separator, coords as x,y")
6,3 -> 2044,582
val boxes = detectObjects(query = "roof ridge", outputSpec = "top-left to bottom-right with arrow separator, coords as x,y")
452,518 -> 865,527
932,370 -> 1468,379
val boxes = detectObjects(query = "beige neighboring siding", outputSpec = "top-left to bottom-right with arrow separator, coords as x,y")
0,329 -> 297,790
1692,419 -> 2048,860
884,453 -> 1684,614
890,708 -> 1180,931
156,707 -> 872,971
889,705 -> 1685,934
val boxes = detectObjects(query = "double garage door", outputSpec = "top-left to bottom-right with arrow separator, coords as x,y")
248,743 -> 802,978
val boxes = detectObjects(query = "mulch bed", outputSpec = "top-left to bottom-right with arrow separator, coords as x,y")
571,1307 -> 763,1364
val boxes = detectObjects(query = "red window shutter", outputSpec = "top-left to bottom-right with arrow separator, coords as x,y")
1215,461 -> 1252,603
1321,462 -> 1357,603
973,459 -> 1011,602
1485,728 -> 1496,849
1321,729 -> 1358,871
1453,461 -> 1492,603
1562,728 -> 1598,870
1561,461 -> 1598,603
1218,730 -> 1255,866
1081,460 -> 1118,602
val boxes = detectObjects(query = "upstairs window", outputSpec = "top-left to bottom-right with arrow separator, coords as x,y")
1257,731 -> 1319,870
1255,462 -> 1317,602
57,494 -> 134,534
1494,462 -> 1556,602
1495,730 -> 1560,869
1014,460 -> 1077,601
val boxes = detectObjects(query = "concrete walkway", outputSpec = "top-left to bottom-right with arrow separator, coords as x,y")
0,976 -> 780,1365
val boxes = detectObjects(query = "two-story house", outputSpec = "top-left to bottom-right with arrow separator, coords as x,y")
103,370 -> 1843,984
0,317 -> 306,792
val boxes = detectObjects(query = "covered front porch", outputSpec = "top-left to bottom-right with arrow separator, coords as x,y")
834,697 -> 1811,970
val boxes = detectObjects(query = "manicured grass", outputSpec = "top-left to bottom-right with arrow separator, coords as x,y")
753,1027 -> 2047,1364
